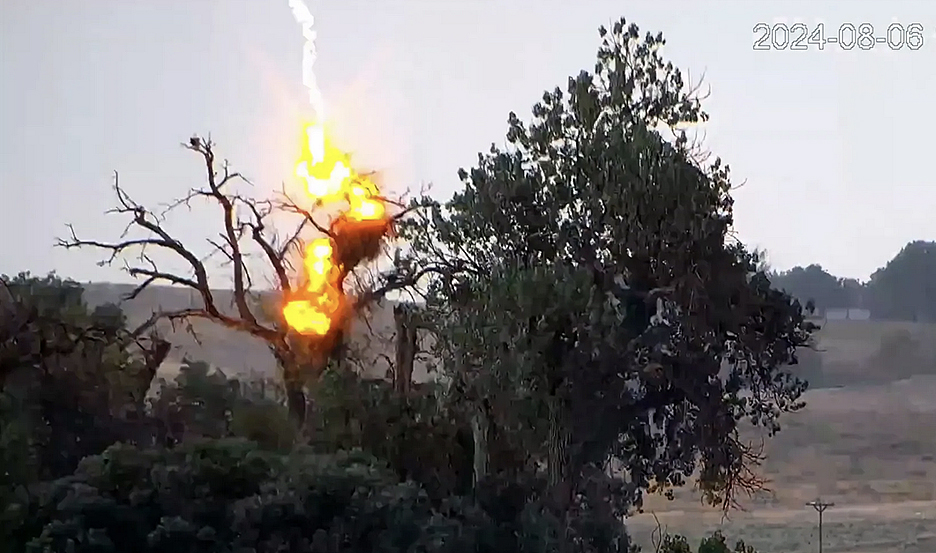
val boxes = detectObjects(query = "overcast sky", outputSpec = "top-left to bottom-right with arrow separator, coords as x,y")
2,0 -> 935,284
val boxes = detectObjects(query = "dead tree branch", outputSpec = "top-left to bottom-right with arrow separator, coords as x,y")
57,137 -> 307,345
56,135 -> 432,429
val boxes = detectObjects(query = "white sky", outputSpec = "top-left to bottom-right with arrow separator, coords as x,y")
2,0 -> 935,284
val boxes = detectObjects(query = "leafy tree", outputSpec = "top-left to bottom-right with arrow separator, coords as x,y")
769,264 -> 848,315
149,358 -> 297,450
307,367 -> 474,499
659,531 -> 757,553
0,272 -> 170,545
866,240 -> 936,322
401,17 -> 815,516
2,13 -> 828,552
0,272 -> 166,479
840,277 -> 865,311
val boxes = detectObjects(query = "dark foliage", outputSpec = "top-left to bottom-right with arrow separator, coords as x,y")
8,440 -> 634,553
399,18 -> 815,515
866,240 -> 936,322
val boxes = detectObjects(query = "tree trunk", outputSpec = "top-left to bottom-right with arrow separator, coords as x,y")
393,304 -> 418,395
470,402 -> 490,488
284,377 -> 307,431
271,345 -> 308,435
546,396 -> 572,510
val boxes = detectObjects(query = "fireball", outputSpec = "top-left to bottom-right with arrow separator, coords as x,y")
283,0 -> 391,337
282,122 -> 390,336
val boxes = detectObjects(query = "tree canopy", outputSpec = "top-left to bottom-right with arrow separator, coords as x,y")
769,241 -> 936,322
768,264 -> 847,315
400,18 -> 814,515
866,240 -> 936,322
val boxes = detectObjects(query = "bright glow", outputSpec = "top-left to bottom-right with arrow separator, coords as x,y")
282,0 -> 390,337
287,0 -> 325,118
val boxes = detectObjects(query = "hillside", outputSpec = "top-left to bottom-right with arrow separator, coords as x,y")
81,282 -> 434,382
82,281 -> 936,388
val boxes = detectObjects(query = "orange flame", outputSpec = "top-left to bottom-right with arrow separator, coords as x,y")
282,122 -> 389,336
283,0 -> 389,337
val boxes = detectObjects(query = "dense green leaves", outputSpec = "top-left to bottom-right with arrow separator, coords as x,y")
401,17 -> 814,513
8,439 -> 634,553
867,240 -> 936,322
307,368 -> 474,499
0,273 -> 159,479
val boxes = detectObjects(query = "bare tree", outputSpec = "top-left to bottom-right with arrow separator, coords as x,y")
58,136 -> 424,431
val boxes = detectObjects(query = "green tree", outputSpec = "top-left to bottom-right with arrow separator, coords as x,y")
0,272 -> 166,478
149,358 -> 297,450
400,18 -> 815,517
866,240 -> 936,321
307,367 -> 474,499
10,439 -> 618,553
769,264 -> 848,315
659,531 -> 758,553
0,272 -> 169,544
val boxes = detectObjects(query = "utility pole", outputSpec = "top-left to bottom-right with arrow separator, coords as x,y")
806,498 -> 834,553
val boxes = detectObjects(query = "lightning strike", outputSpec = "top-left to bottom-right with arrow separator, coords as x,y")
282,0 -> 391,337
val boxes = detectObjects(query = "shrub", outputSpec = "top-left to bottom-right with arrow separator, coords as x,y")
9,439 -> 633,553
308,368 -> 474,499
660,531 -> 758,553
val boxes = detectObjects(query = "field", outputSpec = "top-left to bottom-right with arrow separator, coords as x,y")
629,319 -> 936,552
625,378 -> 936,551
627,500 -> 936,552
82,283 -> 936,552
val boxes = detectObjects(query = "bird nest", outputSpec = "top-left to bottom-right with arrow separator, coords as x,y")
331,216 -> 390,270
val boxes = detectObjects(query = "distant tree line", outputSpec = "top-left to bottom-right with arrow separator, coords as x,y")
769,240 -> 936,322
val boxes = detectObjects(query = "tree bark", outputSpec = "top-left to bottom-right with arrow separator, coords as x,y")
546,396 -> 572,510
271,346 -> 308,435
470,402 -> 490,488
284,377 -> 307,432
393,304 -> 418,395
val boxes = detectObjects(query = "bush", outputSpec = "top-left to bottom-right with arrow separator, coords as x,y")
659,531 -> 758,553
12,440 -> 400,552
308,368 -> 474,499
9,439 -> 634,553
149,359 -> 298,450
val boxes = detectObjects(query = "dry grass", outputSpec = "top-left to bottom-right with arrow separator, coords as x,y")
633,376 -> 936,551
627,500 -> 936,552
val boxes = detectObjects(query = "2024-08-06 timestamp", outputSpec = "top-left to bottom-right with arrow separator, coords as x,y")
753,22 -> 925,51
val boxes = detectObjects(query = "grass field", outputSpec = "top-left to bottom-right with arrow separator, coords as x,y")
627,500 -> 936,552
630,374 -> 936,551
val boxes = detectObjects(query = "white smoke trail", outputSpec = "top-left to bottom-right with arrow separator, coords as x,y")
287,0 -> 326,120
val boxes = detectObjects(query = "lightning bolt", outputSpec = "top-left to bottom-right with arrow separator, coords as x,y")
281,0 -> 391,337
287,0 -> 326,120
